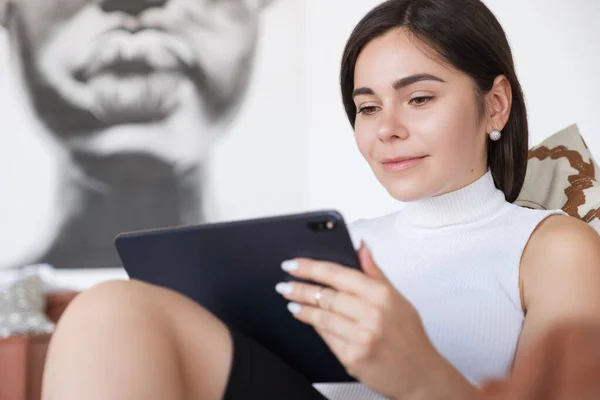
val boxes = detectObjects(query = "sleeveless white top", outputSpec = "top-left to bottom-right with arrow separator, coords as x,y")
314,171 -> 566,400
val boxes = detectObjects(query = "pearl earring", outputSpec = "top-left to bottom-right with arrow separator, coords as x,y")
489,129 -> 502,141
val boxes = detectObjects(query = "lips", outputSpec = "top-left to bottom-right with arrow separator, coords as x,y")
77,30 -> 195,81
382,155 -> 427,163
381,155 -> 428,172
89,73 -> 181,124
74,30 -> 196,124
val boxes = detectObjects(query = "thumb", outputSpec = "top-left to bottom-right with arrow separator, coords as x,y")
358,241 -> 388,282
476,380 -> 511,400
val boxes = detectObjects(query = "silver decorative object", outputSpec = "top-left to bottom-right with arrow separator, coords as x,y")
0,270 -> 55,338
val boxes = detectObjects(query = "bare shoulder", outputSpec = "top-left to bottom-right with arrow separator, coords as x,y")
520,214 -> 600,316
523,214 -> 600,265
514,214 -> 600,366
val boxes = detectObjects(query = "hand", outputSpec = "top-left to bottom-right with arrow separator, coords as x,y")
477,323 -> 600,400
275,242 -> 474,399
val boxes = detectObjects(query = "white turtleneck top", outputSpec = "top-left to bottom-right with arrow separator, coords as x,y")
314,171 -> 566,400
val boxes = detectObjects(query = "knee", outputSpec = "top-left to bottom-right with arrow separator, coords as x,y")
57,279 -> 160,328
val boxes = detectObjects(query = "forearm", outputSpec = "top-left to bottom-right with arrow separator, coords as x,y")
393,350 -> 478,400
415,361 -> 477,400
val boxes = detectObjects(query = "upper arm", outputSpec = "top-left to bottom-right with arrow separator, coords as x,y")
514,215 -> 600,367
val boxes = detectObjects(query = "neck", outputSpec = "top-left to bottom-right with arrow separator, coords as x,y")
41,153 -> 205,269
401,170 -> 507,229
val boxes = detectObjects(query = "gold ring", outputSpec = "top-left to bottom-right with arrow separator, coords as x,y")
315,286 -> 325,307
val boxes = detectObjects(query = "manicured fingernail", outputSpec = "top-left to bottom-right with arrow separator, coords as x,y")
281,260 -> 299,272
287,302 -> 302,314
275,282 -> 294,295
362,240 -> 373,253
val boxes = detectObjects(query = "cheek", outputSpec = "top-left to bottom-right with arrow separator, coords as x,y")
15,0 -> 90,50
415,98 -> 480,163
353,121 -> 378,161
178,6 -> 257,87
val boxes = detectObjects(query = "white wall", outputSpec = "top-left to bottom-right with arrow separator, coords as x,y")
485,0 -> 600,148
306,0 -> 600,223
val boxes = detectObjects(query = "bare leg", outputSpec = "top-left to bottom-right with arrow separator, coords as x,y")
42,280 -> 233,400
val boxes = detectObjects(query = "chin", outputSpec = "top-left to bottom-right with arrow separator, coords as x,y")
65,123 -> 215,167
386,186 -> 429,203
377,170 -> 431,202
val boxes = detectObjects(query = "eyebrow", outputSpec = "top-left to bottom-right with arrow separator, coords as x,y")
352,73 -> 446,98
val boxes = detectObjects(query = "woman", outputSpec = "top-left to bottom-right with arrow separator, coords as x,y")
42,1 -> 600,399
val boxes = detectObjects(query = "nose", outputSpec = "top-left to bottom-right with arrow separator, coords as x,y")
98,0 -> 168,16
377,108 -> 408,142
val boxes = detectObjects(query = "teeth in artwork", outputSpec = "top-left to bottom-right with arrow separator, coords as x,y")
119,78 -> 143,109
89,73 -> 181,122
93,75 -> 117,106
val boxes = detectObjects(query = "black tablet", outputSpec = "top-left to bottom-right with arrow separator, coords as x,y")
114,210 -> 361,383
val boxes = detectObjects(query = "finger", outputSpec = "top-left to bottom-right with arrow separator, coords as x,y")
281,258 -> 385,303
476,380 -> 510,400
276,281 -> 374,323
358,241 -> 389,283
287,303 -> 361,344
315,328 -> 350,368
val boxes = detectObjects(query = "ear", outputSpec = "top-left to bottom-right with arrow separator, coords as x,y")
484,75 -> 512,134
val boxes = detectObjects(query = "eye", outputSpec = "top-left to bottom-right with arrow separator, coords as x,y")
409,96 -> 434,107
357,106 -> 380,116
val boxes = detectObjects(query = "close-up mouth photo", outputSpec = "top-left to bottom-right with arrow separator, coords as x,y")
70,27 -> 199,124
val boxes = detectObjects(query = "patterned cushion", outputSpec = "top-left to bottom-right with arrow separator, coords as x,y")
516,124 -> 600,233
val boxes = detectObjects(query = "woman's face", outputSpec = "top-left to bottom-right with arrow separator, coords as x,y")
353,28 -> 489,202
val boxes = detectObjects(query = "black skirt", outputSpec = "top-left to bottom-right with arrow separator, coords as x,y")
223,327 -> 328,400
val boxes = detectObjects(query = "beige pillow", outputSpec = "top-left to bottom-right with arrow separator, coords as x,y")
516,124 -> 600,233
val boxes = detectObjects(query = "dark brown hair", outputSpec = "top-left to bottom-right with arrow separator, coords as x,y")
340,0 -> 528,202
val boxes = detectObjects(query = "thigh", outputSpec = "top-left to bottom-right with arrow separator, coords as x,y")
223,328 -> 328,400
44,280 -> 234,400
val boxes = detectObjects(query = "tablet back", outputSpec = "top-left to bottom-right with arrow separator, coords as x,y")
114,210 -> 360,383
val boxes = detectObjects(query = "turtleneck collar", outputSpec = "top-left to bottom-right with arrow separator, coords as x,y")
398,170 -> 508,230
